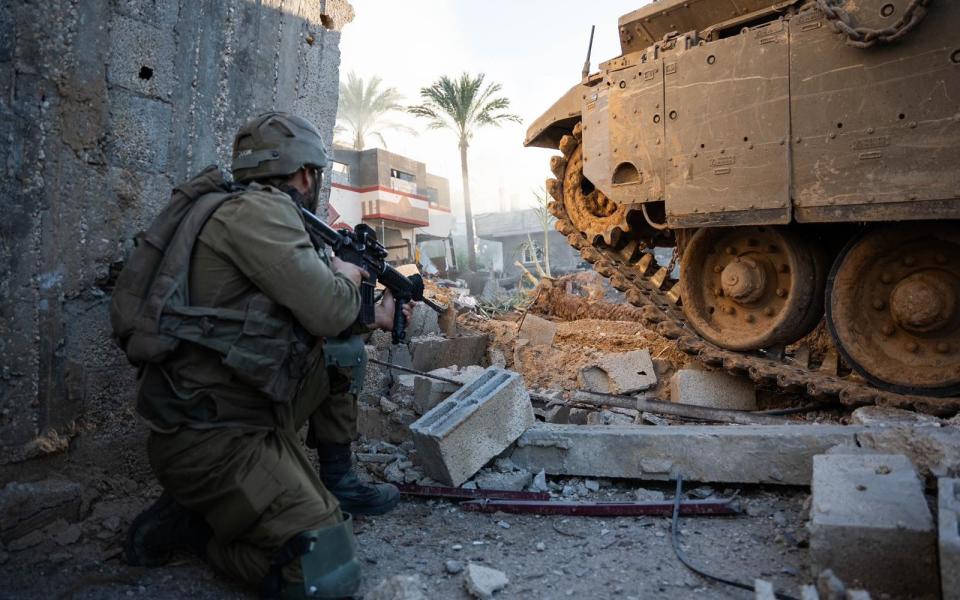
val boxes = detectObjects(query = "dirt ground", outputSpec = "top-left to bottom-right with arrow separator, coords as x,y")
2,474 -> 811,600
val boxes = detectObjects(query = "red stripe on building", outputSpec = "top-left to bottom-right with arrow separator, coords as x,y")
331,182 -> 428,202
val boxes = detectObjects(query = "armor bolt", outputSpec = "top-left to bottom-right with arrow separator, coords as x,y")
905,341 -> 919,353
776,288 -> 787,298
745,314 -> 756,323
725,246 -> 736,255
764,307 -> 775,317
882,324 -> 895,336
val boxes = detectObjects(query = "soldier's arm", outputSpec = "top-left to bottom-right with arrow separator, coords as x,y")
212,190 -> 362,337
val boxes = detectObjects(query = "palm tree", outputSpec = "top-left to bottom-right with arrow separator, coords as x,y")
336,72 -> 413,150
408,73 -> 520,271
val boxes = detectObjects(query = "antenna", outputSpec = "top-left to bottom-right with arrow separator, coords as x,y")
581,25 -> 596,80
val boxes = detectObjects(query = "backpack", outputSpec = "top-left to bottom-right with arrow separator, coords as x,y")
109,165 -> 310,403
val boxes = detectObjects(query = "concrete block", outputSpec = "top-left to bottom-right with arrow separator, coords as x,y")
939,478 -> 960,600
0,479 -> 82,543
809,454 -> 938,598
579,349 -> 657,395
358,404 -> 416,445
410,368 -> 534,487
409,334 -> 488,372
670,368 -> 757,411
412,366 -> 485,415
510,423 -> 861,485
517,314 -> 557,347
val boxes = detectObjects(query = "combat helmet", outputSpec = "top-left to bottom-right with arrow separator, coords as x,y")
231,112 -> 328,183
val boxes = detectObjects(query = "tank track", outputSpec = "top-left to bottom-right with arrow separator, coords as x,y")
558,223 -> 960,416
547,185 -> 960,418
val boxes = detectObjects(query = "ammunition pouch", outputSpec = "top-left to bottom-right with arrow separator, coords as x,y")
321,336 -> 367,396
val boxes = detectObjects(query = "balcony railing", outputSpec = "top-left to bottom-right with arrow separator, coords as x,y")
362,198 -> 429,226
390,177 -> 418,195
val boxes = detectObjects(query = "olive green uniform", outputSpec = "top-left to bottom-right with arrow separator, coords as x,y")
138,183 -> 361,585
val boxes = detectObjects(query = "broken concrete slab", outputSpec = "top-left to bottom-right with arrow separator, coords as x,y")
361,344 -> 391,403
406,302 -> 441,339
809,454 -> 938,599
854,423 -> 960,482
410,368 -> 533,487
358,404 -> 417,445
670,368 -> 757,411
578,349 -> 657,395
409,334 -> 489,372
510,423 -> 860,485
0,479 -> 82,544
851,405 -> 943,427
517,314 -> 557,347
473,470 -> 533,492
939,478 -> 960,600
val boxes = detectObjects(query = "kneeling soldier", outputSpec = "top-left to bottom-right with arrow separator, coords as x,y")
115,113 -> 408,598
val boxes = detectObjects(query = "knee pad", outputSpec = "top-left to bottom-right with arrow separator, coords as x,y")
261,513 -> 361,599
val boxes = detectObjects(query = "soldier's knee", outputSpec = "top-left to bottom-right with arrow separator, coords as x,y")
261,514 -> 361,599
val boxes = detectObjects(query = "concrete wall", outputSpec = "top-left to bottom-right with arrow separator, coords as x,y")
0,0 -> 350,465
492,231 -> 583,278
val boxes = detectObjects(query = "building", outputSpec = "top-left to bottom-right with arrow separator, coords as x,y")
474,209 -> 583,280
328,146 -> 455,270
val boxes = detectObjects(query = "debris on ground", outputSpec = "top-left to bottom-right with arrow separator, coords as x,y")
464,563 -> 509,599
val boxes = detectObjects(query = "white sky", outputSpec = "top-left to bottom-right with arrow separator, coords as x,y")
337,1 -> 652,223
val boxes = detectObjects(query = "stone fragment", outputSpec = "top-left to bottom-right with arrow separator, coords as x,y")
529,470 -> 548,493
586,409 -> 637,425
517,314 -> 557,347
0,479 -> 82,543
578,349 -> 657,395
54,523 -> 82,546
8,530 -> 43,552
584,479 -> 600,492
487,348 -> 506,369
445,559 -> 464,575
411,368 -> 534,487
635,488 -> 666,502
800,585 -> 820,600
754,579 -> 776,600
368,574 -> 427,600
670,369 -> 757,411
816,569 -> 845,600
379,398 -> 398,414
938,478 -> 960,600
464,563 -> 509,599
409,334 -> 489,372
809,454 -> 938,598
511,424 -> 858,485
406,302 -> 441,339
845,591 -> 871,600
474,470 -> 533,492
358,404 -> 417,445
101,515 -> 122,532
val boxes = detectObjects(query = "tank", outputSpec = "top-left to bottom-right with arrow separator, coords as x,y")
525,0 -> 960,411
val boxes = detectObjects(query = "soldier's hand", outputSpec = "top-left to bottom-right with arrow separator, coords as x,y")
331,256 -> 368,287
374,289 -> 418,331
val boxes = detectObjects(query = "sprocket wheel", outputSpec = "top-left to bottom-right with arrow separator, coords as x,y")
680,226 -> 826,351
545,122 -> 630,247
827,222 -> 960,397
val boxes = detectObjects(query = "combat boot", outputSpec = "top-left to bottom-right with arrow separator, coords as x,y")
125,492 -> 212,566
316,443 -> 399,516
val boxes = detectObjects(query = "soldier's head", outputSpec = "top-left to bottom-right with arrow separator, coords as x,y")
231,112 -> 327,208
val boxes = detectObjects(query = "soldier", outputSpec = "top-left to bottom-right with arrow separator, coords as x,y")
117,113 -> 410,598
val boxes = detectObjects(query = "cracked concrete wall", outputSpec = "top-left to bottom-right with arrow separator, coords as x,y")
0,0 -> 350,463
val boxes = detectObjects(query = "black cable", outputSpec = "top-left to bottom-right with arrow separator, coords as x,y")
670,475 -> 799,600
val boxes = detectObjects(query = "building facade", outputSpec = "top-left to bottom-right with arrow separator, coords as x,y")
328,146 -> 455,270
474,209 -> 583,280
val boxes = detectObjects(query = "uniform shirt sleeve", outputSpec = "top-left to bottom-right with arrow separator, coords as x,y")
208,189 -> 361,337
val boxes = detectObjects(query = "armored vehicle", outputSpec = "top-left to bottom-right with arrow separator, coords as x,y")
526,0 -> 960,411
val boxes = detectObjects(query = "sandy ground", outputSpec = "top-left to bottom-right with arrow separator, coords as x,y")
2,478 -> 811,600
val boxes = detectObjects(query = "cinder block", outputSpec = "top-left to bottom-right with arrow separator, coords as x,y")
809,454 -> 938,598
670,368 -> 757,411
412,366 -> 485,415
510,423 -> 860,485
939,478 -> 960,600
410,368 -> 534,486
579,349 -> 657,394
409,334 -> 488,372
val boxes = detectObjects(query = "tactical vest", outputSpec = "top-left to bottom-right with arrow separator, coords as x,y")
110,166 -> 311,404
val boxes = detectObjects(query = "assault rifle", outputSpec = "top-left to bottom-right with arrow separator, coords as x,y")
300,207 -> 445,344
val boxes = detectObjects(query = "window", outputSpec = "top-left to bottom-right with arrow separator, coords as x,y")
424,187 -> 440,206
520,240 -> 544,264
331,161 -> 350,174
390,168 -> 416,182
